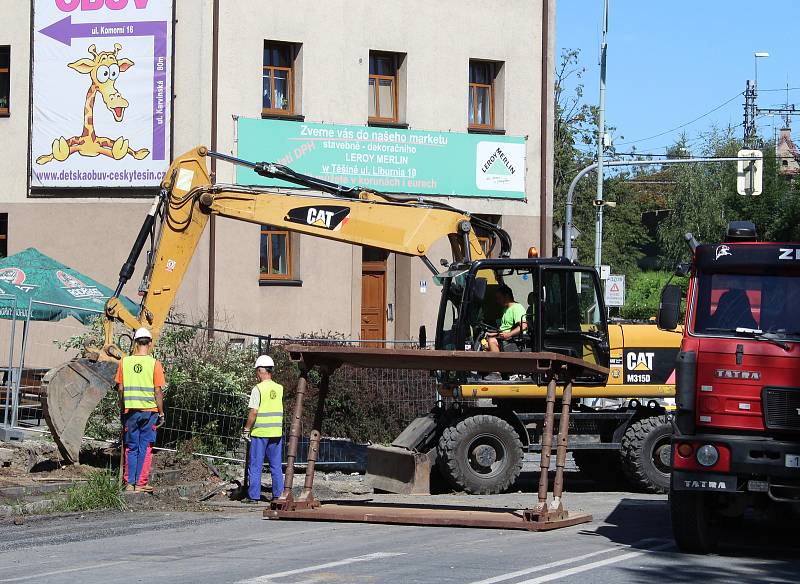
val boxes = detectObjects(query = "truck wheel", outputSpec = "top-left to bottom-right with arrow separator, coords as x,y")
437,415 -> 523,495
670,490 -> 719,554
621,415 -> 672,493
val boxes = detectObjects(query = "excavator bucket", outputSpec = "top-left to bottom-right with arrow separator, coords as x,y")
365,413 -> 439,495
41,358 -> 118,463
366,445 -> 434,495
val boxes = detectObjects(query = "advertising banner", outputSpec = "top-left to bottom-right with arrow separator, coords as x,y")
236,118 -> 527,199
31,0 -> 173,189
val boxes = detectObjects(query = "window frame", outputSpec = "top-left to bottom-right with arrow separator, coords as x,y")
468,60 -> 495,130
262,41 -> 295,116
368,52 -> 399,124
0,46 -> 10,116
259,225 -> 293,281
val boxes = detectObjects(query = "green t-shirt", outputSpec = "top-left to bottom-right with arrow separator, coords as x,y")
499,302 -> 526,332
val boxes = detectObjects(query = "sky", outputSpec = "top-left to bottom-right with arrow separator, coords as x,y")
557,1 -> 798,156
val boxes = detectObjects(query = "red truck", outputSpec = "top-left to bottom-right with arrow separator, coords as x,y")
658,221 -> 800,553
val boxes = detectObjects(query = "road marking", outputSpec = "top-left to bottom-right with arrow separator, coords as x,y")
236,552 -> 406,583
467,548 -> 619,584
0,560 -> 128,582
467,539 -> 670,584
514,542 -> 674,584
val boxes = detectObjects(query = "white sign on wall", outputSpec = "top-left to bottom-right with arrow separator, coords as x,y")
605,274 -> 625,307
31,0 -> 173,189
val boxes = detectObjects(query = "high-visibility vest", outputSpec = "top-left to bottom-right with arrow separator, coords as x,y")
122,355 -> 158,410
251,380 -> 283,438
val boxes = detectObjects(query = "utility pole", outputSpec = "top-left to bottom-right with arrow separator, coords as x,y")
593,0 -> 609,270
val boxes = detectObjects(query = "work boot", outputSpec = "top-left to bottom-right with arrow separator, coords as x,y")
137,484 -> 154,493
125,484 -> 136,492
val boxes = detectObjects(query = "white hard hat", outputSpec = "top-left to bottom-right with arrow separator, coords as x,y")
255,355 -> 274,369
134,327 -> 153,341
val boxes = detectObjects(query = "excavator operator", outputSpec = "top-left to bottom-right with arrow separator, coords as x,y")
486,285 -> 527,353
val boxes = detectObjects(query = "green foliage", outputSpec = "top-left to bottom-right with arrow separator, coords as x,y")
619,271 -> 687,320
51,470 -> 125,512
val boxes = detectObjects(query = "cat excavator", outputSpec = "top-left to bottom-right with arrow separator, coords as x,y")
42,146 -> 681,495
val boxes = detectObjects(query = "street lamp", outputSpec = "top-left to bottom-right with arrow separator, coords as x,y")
754,52 -> 769,88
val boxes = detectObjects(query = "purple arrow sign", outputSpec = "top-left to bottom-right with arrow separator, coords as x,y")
38,15 -> 168,161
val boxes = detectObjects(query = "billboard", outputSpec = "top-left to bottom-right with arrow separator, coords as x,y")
31,0 -> 173,189
236,118 -> 527,199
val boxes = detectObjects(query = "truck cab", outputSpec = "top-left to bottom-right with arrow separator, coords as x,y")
663,222 -> 800,553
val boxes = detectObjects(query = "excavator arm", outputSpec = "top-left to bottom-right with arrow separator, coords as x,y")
42,146 -> 511,462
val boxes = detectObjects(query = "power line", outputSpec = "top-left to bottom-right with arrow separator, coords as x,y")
617,91 -> 743,146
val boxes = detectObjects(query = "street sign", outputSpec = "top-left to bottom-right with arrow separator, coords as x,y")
737,149 -> 763,196
605,274 -> 625,307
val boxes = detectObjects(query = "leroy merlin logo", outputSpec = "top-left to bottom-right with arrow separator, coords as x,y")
475,141 -> 526,193
481,147 -> 516,176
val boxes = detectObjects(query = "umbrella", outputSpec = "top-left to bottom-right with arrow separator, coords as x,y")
0,247 -> 138,324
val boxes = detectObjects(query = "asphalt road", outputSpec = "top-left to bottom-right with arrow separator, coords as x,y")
0,487 -> 798,584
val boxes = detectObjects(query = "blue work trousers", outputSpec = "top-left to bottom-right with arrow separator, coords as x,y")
247,436 -> 285,500
124,411 -> 158,486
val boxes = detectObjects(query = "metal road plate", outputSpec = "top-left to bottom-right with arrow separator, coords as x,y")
786,454 -> 800,468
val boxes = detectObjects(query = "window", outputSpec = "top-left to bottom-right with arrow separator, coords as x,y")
263,41 -> 294,115
469,60 -> 497,129
0,46 -> 9,116
368,52 -> 399,123
260,225 -> 292,280
0,213 -> 7,258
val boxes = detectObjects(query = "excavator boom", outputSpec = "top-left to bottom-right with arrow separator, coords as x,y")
42,146 -> 509,462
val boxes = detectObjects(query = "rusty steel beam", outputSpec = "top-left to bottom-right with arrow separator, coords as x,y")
283,345 -> 608,377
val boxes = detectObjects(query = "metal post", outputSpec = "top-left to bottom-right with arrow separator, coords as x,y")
594,0 -> 609,270
299,369 -> 330,503
12,299 -> 34,428
552,379 -> 574,509
2,295 -> 17,429
537,376 -> 557,508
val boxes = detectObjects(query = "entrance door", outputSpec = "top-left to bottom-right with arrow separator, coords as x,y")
361,248 -> 388,346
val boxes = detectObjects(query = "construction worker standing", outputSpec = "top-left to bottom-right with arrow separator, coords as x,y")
242,355 -> 285,502
116,327 -> 166,493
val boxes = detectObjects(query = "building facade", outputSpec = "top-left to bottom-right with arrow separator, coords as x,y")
0,0 -> 555,367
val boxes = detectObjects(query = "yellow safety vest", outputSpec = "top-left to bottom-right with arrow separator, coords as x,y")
122,355 -> 158,410
251,380 -> 283,438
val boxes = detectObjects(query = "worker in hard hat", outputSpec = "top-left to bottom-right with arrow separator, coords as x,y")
115,327 -> 166,493
242,355 -> 285,502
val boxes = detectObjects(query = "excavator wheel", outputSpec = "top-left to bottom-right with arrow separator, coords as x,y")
41,358 -> 118,463
437,414 -> 523,495
620,415 -> 672,493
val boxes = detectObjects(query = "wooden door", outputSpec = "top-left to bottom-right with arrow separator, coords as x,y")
361,249 -> 388,346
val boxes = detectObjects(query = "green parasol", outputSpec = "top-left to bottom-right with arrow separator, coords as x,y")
0,247 -> 139,324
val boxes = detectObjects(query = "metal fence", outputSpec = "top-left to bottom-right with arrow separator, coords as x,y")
157,360 -> 438,466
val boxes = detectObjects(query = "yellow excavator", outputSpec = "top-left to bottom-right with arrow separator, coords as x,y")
42,146 -> 681,495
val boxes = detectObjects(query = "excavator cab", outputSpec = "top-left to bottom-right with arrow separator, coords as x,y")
434,257 -> 610,385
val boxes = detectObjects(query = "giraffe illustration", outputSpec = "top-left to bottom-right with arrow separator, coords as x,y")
36,43 -> 149,165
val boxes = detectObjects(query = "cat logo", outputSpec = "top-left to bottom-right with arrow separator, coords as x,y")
624,351 -> 655,383
285,205 -> 350,231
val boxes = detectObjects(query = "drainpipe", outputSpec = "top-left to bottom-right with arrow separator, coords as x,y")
539,0 -> 552,256
208,0 -> 219,338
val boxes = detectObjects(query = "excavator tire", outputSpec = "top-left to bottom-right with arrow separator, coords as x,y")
670,490 -> 720,554
620,415 -> 672,493
437,414 -> 523,495
41,358 -> 118,463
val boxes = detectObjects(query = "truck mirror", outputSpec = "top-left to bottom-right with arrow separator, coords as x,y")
657,284 -> 682,330
674,263 -> 690,277
418,325 -> 427,349
473,277 -> 488,302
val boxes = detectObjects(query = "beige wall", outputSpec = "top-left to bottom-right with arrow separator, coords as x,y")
0,0 -> 554,366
